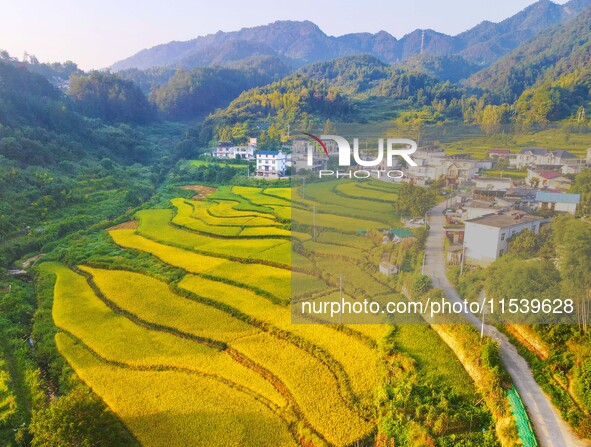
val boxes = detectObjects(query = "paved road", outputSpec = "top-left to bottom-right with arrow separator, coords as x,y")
424,201 -> 590,447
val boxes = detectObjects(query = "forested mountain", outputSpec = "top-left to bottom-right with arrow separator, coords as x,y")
466,7 -> 591,102
394,54 -> 481,83
110,0 -> 591,72
0,60 -> 185,266
147,56 -> 290,119
68,72 -> 155,123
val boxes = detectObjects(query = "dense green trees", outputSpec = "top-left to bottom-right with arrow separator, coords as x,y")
394,183 -> 439,217
570,168 -> 591,217
29,386 -> 136,447
68,72 -> 154,123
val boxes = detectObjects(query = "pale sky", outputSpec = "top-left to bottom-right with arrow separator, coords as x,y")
0,0 -> 567,70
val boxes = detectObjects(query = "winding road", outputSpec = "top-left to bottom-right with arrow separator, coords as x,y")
424,201 -> 590,447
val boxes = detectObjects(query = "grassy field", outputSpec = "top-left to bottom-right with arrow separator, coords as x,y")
482,170 -> 528,179
44,181 -> 494,446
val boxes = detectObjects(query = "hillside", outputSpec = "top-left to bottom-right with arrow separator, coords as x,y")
466,7 -> 591,101
110,0 -> 591,71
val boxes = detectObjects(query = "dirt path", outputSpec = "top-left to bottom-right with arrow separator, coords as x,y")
424,201 -> 590,447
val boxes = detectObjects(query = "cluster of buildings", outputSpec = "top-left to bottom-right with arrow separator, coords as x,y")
211,139 -> 288,179
438,147 -> 588,265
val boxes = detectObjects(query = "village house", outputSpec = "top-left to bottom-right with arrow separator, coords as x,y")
461,199 -> 508,221
464,212 -> 549,264
526,169 -> 572,191
535,191 -> 580,215
473,177 -> 513,191
255,150 -> 287,179
211,138 -> 257,160
510,148 -> 580,169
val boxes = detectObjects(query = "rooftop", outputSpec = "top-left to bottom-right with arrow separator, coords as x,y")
464,200 -> 503,209
535,191 -> 581,204
551,150 -> 576,159
540,171 -> 564,179
465,213 -> 546,228
475,177 -> 513,182
489,149 -> 510,154
257,150 -> 283,156
520,147 -> 548,155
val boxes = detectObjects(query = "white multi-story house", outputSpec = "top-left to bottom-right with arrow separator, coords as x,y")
586,148 -> 591,166
255,150 -> 287,179
464,213 -> 549,264
510,148 -> 580,168
212,139 -> 257,160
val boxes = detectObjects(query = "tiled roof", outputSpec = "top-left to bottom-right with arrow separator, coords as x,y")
257,150 -> 281,155
520,147 -> 548,155
489,149 -> 510,154
538,171 -> 562,179
551,150 -> 576,159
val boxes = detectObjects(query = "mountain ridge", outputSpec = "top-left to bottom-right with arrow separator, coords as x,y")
110,0 -> 591,71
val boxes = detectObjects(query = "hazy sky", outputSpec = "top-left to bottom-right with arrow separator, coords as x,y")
0,0 -> 566,70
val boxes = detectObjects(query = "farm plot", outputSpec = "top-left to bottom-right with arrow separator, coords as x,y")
82,266 -> 373,446
335,181 -> 398,202
135,209 -> 290,265
171,199 -> 290,238
108,230 -> 324,303
179,274 -> 383,408
56,334 -> 296,447
42,262 -> 284,408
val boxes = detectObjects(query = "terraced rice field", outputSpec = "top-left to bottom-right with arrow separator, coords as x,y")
44,181 -> 487,447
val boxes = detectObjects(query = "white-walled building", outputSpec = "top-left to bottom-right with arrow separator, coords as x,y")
212,139 -> 257,160
255,150 -> 287,179
587,148 -> 591,165
461,200 -> 507,221
526,169 -> 572,190
464,213 -> 549,264
511,148 -> 580,169
473,177 -> 513,191
535,191 -> 580,215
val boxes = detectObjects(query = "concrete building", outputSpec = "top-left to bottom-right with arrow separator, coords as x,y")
255,150 -> 287,179
511,148 -> 580,169
461,200 -> 507,221
535,191 -> 580,215
464,213 -> 548,264
587,148 -> 591,166
212,140 -> 256,160
473,177 -> 513,191
526,169 -> 572,191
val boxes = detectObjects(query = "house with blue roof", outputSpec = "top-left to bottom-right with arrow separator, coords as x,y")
535,191 -> 580,215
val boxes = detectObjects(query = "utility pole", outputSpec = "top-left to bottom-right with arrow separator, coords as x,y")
302,176 -> 306,201
339,274 -> 343,325
313,205 -> 317,241
459,243 -> 466,276
480,293 -> 487,341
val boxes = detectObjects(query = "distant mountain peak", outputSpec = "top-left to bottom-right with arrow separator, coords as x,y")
109,1 -> 591,72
